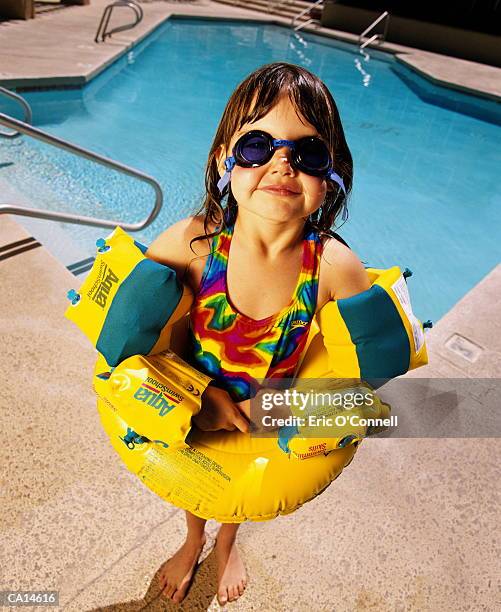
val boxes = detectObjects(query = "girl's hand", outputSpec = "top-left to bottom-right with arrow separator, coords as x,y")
193,384 -> 250,433
236,389 -> 292,432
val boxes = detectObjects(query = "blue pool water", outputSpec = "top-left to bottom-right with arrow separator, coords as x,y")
1,18 -> 500,322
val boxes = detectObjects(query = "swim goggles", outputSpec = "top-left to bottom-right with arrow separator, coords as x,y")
217,129 -> 346,196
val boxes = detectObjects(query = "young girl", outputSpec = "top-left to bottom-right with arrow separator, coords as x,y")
146,62 -> 370,606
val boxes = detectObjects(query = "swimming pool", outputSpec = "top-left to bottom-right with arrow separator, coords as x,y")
1,17 -> 500,322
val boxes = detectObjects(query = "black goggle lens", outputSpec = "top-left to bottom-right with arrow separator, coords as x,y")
297,138 -> 331,174
238,133 -> 271,164
234,131 -> 331,175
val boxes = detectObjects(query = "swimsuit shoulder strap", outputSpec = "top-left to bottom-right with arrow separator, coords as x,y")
296,224 -> 323,292
197,221 -> 232,296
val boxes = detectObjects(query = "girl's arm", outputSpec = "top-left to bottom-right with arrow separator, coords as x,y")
145,217 -> 197,285
145,217 -> 201,357
321,237 -> 371,301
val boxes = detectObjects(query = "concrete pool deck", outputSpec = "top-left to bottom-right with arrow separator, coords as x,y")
0,0 -> 500,101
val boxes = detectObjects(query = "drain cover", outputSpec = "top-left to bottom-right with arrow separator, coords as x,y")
445,334 -> 483,363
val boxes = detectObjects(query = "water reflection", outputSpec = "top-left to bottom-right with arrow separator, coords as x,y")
354,48 -> 372,87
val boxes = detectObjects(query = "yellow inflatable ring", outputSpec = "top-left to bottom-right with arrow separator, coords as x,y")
94,351 -> 361,523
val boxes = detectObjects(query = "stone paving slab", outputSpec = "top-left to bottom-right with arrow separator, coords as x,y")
62,438 -> 500,612
0,215 -> 188,604
0,0 -> 271,88
394,51 -> 501,103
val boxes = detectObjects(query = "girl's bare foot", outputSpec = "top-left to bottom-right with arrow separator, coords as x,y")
159,534 -> 206,604
215,534 -> 248,605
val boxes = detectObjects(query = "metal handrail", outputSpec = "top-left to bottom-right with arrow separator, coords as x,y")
360,33 -> 379,49
0,112 -> 163,231
0,87 -> 33,139
95,0 -> 143,44
358,10 -> 389,48
291,0 -> 323,32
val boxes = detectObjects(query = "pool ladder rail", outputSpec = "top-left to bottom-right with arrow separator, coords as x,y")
0,87 -> 32,139
358,10 -> 390,50
0,89 -> 162,232
95,0 -> 144,44
291,0 -> 324,32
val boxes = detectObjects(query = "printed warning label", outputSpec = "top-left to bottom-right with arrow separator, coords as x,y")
139,446 -> 231,512
391,275 -> 425,354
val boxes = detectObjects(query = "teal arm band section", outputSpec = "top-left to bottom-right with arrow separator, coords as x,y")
96,258 -> 183,366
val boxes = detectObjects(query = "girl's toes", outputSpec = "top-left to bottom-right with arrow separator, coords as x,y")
238,581 -> 245,595
218,588 -> 229,605
172,588 -> 184,604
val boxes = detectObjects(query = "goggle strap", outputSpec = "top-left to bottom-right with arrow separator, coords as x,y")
224,156 -> 236,172
272,138 -> 296,149
328,170 -> 347,195
217,171 -> 231,194
217,156 -> 236,194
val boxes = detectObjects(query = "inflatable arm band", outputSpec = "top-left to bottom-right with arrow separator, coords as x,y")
277,377 -> 391,458
94,350 -> 212,449
65,226 -> 193,367
296,267 -> 429,383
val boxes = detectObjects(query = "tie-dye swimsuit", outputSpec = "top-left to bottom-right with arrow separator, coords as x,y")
189,219 -> 323,402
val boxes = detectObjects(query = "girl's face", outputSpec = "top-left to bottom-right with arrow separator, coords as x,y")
217,95 -> 332,225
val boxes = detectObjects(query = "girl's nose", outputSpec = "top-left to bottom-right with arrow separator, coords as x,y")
270,146 -> 296,174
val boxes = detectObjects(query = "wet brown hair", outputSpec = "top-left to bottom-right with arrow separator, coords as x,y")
191,61 -> 353,251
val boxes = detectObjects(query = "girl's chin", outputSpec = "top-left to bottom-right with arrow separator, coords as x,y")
239,205 -> 303,223
237,195 -> 314,218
